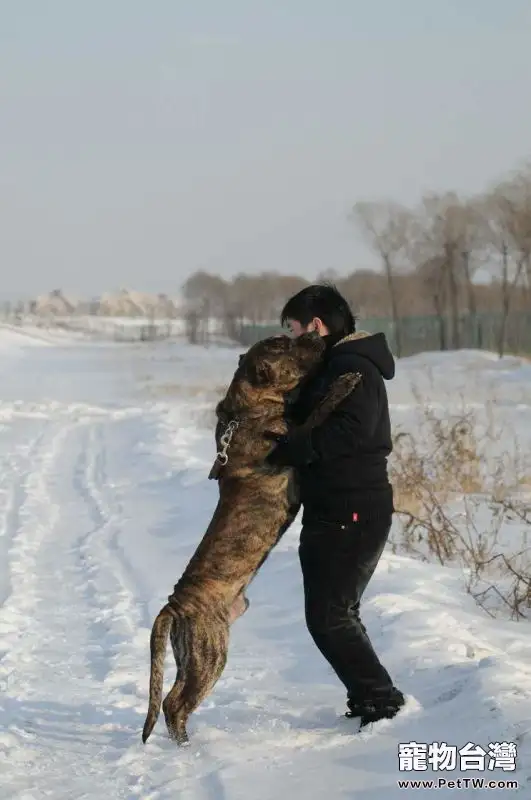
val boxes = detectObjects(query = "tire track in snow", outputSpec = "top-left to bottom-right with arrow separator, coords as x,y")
83,418 -> 152,632
0,409 -> 153,799
0,421 -> 73,689
72,423 -> 126,684
72,419 -> 150,689
0,426 -> 49,610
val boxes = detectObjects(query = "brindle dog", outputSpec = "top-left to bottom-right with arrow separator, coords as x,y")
141,333 -> 361,745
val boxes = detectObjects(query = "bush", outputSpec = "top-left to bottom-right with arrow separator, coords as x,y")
389,392 -> 531,620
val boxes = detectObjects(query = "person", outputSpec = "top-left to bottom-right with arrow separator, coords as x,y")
264,284 -> 405,729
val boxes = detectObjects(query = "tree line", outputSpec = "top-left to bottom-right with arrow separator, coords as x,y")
185,162 -> 531,355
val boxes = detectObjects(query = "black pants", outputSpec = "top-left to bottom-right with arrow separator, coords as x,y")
298,515 -> 395,703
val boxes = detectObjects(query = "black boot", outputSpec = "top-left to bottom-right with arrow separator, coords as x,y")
345,698 -> 367,719
359,688 -> 405,728
345,687 -> 405,724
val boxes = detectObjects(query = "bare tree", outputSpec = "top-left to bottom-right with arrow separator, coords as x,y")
457,202 -> 484,345
182,271 -> 228,316
507,164 -> 531,301
408,193 -> 482,350
420,194 -> 461,348
351,201 -> 413,356
416,255 -> 449,349
184,308 -> 200,345
229,273 -> 265,327
224,272 -> 309,341
182,271 -> 229,343
476,169 -> 531,356
338,270 -> 390,318
271,273 -> 309,320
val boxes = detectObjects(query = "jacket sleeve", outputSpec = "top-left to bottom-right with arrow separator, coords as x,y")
309,366 -> 379,461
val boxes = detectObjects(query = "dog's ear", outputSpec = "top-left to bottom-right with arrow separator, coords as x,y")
295,331 -> 322,349
292,331 -> 325,361
245,356 -> 273,386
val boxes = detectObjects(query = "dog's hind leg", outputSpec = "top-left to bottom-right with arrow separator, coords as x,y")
163,615 -> 230,745
162,677 -> 187,744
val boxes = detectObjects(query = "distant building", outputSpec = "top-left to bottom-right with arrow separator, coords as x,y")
32,289 -> 77,315
97,289 -> 144,317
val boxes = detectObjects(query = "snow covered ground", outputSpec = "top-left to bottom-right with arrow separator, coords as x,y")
1,324 -> 531,798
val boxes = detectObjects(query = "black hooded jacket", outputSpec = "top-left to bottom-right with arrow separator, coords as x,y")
290,330 -> 396,525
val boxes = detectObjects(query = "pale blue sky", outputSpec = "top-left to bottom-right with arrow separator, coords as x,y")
2,1 -> 531,300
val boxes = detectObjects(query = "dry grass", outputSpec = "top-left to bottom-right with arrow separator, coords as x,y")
389,392 -> 531,620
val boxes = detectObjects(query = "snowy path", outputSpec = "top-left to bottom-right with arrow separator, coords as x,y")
1,330 -> 531,798
0,405 -> 153,798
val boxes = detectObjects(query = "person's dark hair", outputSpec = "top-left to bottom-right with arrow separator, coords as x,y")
280,283 -> 356,336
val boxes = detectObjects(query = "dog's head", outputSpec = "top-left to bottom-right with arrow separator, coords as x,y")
240,332 -> 325,390
221,332 -> 325,414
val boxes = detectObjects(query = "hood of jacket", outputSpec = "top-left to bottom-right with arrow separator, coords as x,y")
324,330 -> 395,380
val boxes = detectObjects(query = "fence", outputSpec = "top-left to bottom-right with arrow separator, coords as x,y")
238,312 -> 531,357
5,308 -> 531,356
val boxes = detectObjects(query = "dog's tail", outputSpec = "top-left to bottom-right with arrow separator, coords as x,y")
142,605 -> 175,744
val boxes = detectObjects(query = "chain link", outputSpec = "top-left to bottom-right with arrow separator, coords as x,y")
215,419 -> 240,466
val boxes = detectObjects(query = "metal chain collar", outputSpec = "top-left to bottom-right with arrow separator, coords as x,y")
215,418 -> 240,466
